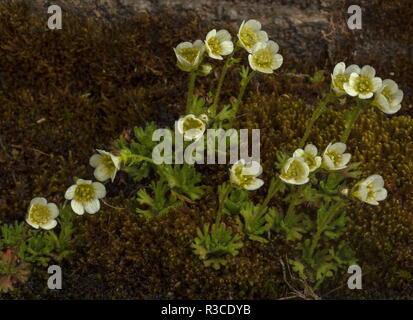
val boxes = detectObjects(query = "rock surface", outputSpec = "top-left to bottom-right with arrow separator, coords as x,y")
22,0 -> 413,109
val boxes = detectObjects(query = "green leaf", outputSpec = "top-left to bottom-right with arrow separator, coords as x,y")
188,94 -> 206,116
136,180 -> 182,218
192,223 -> 243,270
118,123 -> 161,182
223,187 -> 249,215
238,203 -> 275,243
160,164 -> 204,201
310,70 -> 325,83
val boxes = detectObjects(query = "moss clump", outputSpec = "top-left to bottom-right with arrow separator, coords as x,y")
75,193 -> 285,299
239,93 -> 413,296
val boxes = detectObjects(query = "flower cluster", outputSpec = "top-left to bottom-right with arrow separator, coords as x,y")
26,149 -> 121,229
331,62 -> 404,114
174,19 -> 283,75
277,142 -> 387,205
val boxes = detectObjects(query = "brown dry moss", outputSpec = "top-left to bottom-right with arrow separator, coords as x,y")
1,1 -> 412,299
73,192 -> 285,299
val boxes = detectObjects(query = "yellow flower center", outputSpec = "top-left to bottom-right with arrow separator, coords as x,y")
183,117 -> 203,132
207,37 -> 222,56
333,74 -> 349,91
74,183 -> 96,203
326,151 -> 342,166
302,153 -> 317,170
240,26 -> 258,49
282,160 -> 305,180
101,154 -> 116,172
365,183 -> 377,202
179,47 -> 199,65
381,87 -> 392,102
252,49 -> 272,69
355,76 -> 373,94
28,204 -> 51,226
233,166 -> 255,188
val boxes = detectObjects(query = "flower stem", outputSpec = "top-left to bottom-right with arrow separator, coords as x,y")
210,52 -> 237,116
186,71 -> 197,114
340,98 -> 365,143
285,185 -> 305,220
229,69 -> 256,127
215,184 -> 232,225
299,92 -> 336,149
258,177 -> 282,215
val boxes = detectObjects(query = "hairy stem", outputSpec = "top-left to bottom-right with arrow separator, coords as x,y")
340,98 -> 365,143
229,69 -> 256,127
186,71 -> 197,113
215,184 -> 232,225
258,177 -> 283,215
210,50 -> 237,116
299,92 -> 336,148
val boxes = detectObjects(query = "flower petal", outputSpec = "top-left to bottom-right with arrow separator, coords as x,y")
26,218 -> 39,229
84,199 -> 100,214
71,200 -> 84,215
89,154 -> 102,168
360,65 -> 376,78
371,77 -> 383,92
375,188 -> 388,201
345,64 -> 361,75
216,29 -> 231,41
245,19 -> 261,30
65,185 -> 77,200
358,92 -> 373,99
47,203 -> 59,219
343,82 -> 358,96
330,142 -> 347,154
220,41 -> 234,56
30,197 -> 47,206
333,62 -> 345,76
304,144 -> 318,156
206,29 -> 216,40
94,165 -> 111,182
245,178 -> 264,191
293,149 -> 305,158
93,182 -> 107,199
41,219 -> 57,230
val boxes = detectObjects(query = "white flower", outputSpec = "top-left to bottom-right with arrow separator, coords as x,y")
343,65 -> 382,99
26,197 -> 59,230
174,40 -> 205,72
293,144 -> 322,172
65,179 -> 106,215
373,79 -> 404,114
279,157 -> 310,185
322,142 -> 351,171
177,114 -> 206,141
89,150 -> 121,182
205,29 -> 234,60
248,41 -> 283,74
230,159 -> 264,190
199,64 -> 212,76
198,113 -> 209,123
353,174 -> 388,205
237,19 -> 268,53
331,62 -> 361,95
